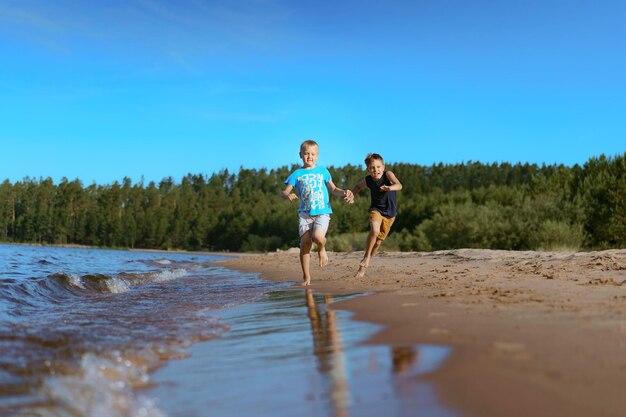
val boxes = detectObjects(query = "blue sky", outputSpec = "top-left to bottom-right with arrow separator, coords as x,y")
1,0 -> 625,185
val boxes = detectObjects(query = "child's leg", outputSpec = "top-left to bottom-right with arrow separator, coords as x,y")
312,227 -> 329,267
300,231 -> 313,285
371,238 -> 384,258
361,221 -> 381,266
357,212 -> 395,277
310,215 -> 331,268
372,215 -> 394,260
355,221 -> 381,277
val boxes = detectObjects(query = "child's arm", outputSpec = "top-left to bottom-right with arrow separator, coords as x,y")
351,179 -> 367,196
326,180 -> 354,203
380,171 -> 403,192
281,184 -> 298,201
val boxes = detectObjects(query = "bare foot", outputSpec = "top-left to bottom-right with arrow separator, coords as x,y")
359,256 -> 370,268
319,248 -> 329,267
355,265 -> 366,277
303,278 -> 311,286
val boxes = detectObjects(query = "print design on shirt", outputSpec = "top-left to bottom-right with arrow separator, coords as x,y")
299,173 -> 326,211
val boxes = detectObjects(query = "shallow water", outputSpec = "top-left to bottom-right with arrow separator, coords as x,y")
0,244 -> 283,417
151,289 -> 458,417
0,244 -> 458,417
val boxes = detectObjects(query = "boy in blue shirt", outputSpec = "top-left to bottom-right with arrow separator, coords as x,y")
281,140 -> 354,285
350,153 -> 403,277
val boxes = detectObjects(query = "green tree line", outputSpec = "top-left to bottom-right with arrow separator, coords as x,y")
1,153 -> 625,252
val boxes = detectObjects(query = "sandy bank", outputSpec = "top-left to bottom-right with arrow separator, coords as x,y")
218,248 -> 626,417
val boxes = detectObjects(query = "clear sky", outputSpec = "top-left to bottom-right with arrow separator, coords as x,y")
1,0 -> 625,185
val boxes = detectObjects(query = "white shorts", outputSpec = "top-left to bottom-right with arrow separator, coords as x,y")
298,213 -> 330,238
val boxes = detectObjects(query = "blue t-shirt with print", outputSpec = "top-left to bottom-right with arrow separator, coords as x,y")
285,166 -> 333,215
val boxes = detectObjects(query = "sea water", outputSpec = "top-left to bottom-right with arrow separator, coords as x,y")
0,244 -> 457,417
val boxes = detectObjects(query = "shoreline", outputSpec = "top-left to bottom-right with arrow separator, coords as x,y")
0,241 -> 246,258
218,248 -> 626,417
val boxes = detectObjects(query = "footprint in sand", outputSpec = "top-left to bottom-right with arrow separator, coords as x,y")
491,341 -> 531,360
492,341 -> 525,352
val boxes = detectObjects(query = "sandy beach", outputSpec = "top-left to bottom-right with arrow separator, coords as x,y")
219,248 -> 626,417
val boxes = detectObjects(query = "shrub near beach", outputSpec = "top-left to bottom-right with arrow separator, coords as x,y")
1,153 -> 625,252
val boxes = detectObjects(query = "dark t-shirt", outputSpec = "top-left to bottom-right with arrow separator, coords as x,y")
366,171 -> 397,218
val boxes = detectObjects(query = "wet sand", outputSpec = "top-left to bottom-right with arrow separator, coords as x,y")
218,249 -> 626,417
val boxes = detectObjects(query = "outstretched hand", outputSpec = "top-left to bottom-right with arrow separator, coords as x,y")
344,190 -> 355,204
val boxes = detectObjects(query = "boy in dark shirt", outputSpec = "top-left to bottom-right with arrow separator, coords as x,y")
350,153 -> 403,277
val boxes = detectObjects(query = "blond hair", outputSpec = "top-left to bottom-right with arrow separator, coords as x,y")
300,140 -> 319,152
365,153 -> 384,167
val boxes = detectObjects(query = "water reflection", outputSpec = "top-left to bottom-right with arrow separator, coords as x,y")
391,346 -> 419,374
151,288 -> 457,417
304,289 -> 455,417
305,289 -> 349,417
390,345 -> 422,402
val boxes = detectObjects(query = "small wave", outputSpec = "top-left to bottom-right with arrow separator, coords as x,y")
57,273 -> 117,294
52,268 -> 189,295
151,268 -> 188,282
67,274 -> 86,289
0,276 -> 83,311
1,268 -> 192,311
33,330 -> 226,417
53,273 -> 133,294
40,351 -> 165,417
105,277 -> 131,294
